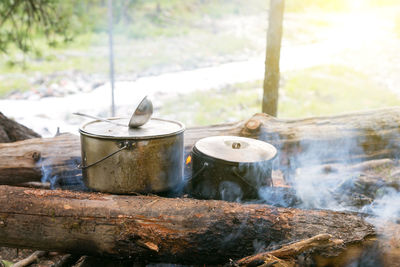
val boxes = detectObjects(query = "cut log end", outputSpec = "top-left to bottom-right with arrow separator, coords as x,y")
245,119 -> 261,133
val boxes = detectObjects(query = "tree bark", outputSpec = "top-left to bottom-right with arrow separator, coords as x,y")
262,0 -> 284,116
0,112 -> 40,143
0,185 -> 374,264
2,108 -> 400,185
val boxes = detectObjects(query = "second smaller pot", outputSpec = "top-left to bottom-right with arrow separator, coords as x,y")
187,136 -> 277,201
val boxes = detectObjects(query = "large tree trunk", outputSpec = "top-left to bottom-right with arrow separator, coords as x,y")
0,185 -> 374,264
0,112 -> 40,143
1,108 -> 400,185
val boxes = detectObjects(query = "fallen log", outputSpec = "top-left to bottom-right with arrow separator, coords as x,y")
0,186 -> 374,264
0,112 -> 40,143
0,134 -> 80,185
2,108 -> 400,185
186,108 -> 400,166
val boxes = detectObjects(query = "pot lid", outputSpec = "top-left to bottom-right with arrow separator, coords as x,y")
80,118 -> 184,139
194,136 -> 277,163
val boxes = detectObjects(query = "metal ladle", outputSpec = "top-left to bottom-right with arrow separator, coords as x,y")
73,96 -> 153,128
73,112 -> 127,127
128,95 -> 153,128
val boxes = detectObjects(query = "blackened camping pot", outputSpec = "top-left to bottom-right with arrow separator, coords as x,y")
79,118 -> 185,194
187,136 -> 277,201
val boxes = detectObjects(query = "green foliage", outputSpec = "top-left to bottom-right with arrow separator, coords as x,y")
0,0 -> 78,56
1,0 -> 399,58
0,0 -> 265,61
160,65 -> 400,126
160,83 -> 261,126
0,29 -> 253,97
279,65 -> 400,118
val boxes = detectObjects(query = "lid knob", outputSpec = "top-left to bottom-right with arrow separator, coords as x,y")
232,142 -> 241,149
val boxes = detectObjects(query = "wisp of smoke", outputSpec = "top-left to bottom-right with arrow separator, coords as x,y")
41,165 -> 58,189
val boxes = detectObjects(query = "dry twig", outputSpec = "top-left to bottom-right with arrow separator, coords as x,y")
236,234 -> 343,267
12,250 -> 47,267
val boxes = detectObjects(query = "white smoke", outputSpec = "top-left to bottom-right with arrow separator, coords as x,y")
292,166 -> 353,211
39,159 -> 86,190
257,129 -> 400,221
362,187 -> 400,222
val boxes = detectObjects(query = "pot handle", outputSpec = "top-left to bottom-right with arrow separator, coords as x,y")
78,141 -> 135,170
185,162 -> 209,182
232,167 -> 258,190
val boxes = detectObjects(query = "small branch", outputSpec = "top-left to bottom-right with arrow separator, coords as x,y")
236,234 -> 343,266
258,254 -> 294,267
268,234 -> 343,258
0,0 -> 22,27
16,182 -> 51,190
12,250 -> 47,267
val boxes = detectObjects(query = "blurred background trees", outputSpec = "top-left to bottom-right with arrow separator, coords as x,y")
0,0 -> 75,57
0,0 -> 400,134
0,0 -> 145,62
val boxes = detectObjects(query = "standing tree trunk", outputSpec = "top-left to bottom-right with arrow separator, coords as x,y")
262,0 -> 285,116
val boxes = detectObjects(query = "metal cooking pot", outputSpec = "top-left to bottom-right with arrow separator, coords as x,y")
187,136 -> 277,201
79,117 -> 185,194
